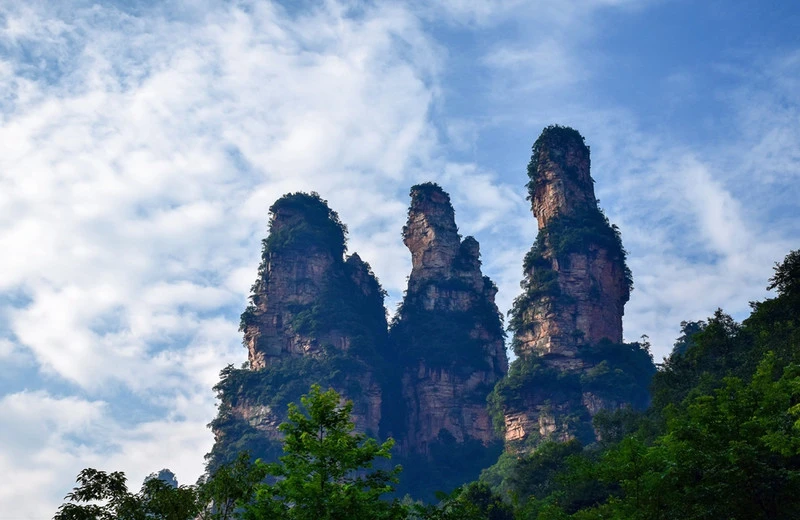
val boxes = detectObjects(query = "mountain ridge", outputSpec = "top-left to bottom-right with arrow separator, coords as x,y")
208,125 -> 654,493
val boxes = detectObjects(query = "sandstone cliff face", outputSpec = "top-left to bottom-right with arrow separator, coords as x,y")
514,246 -> 630,365
209,193 -> 388,467
528,129 -> 595,230
514,127 -> 630,361
391,183 -> 508,454
496,126 -> 650,449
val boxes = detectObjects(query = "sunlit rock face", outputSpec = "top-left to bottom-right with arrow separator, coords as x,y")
211,193 -> 388,467
498,126 -> 651,450
243,196 -> 381,369
391,183 -> 508,454
516,126 -> 629,360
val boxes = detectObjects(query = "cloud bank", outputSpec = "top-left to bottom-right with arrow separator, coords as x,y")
1,1 -> 798,517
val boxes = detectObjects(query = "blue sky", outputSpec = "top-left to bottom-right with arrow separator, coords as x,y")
1,1 -> 798,517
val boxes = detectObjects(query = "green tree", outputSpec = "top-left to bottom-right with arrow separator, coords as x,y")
54,468 -> 201,520
413,482 -> 513,520
242,384 -> 406,520
767,249 -> 800,297
196,452 -> 269,520
564,353 -> 800,520
55,385 -> 405,520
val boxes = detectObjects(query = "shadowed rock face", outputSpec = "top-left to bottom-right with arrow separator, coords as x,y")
499,126 -> 649,449
392,183 -> 508,454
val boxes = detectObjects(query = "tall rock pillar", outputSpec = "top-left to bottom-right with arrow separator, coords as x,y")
511,126 -> 631,364
207,192 -> 388,470
493,126 -> 652,449
389,183 -> 508,454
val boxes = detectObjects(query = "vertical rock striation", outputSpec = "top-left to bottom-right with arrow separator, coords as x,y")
208,193 -> 388,470
492,126 -> 653,449
511,126 -> 631,364
241,195 -> 343,369
390,183 -> 508,455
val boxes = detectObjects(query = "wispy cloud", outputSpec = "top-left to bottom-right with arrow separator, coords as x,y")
1,1 -> 799,517
0,1 -> 445,514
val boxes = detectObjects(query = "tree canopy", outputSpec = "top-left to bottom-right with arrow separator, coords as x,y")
56,385 -> 405,520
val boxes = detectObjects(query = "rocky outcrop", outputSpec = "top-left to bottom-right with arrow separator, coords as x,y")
528,128 -> 595,230
390,183 -> 508,454
208,193 -> 389,470
495,126 -> 652,449
242,194 -> 344,368
513,126 -> 630,361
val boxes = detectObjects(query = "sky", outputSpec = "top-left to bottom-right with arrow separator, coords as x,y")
1,0 -> 798,517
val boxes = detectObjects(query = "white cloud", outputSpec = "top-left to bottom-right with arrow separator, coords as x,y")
1,1 -> 799,518
0,391 -> 105,443
0,391 -> 107,519
0,390 -> 215,519
0,0 -> 441,391
0,1 -> 446,516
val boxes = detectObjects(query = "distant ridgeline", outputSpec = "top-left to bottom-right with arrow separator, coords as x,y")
207,125 -> 655,497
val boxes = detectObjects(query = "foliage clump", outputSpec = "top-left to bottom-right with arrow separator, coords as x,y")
526,125 -> 590,199
262,191 -> 348,260
408,181 -> 450,205
768,248 -> 800,297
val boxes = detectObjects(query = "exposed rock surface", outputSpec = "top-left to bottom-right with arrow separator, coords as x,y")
514,247 -> 630,364
208,193 -> 389,470
391,183 -> 508,454
528,130 -> 595,230
515,127 -> 630,360
496,126 -> 652,449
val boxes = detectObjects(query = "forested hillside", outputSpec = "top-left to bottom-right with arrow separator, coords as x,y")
56,251 -> 800,520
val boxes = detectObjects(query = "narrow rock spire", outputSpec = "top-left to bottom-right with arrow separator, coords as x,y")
511,126 -> 631,361
494,126 -> 652,450
391,182 -> 508,454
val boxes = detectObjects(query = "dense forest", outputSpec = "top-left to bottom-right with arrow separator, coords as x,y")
56,249 -> 800,519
